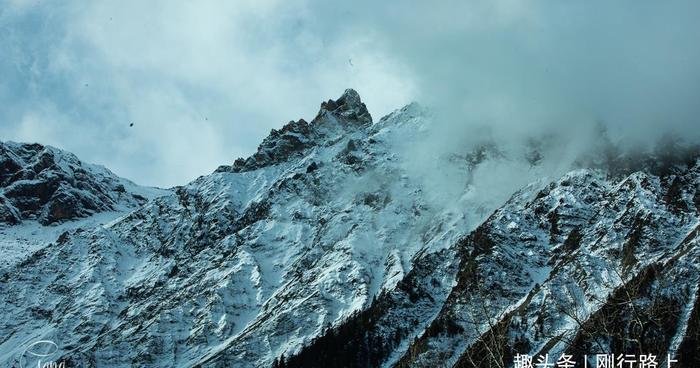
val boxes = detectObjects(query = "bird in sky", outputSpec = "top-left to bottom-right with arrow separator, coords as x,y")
129,122 -> 134,127
348,58 -> 353,67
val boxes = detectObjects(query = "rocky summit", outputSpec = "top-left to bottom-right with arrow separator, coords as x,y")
1,90 -> 699,368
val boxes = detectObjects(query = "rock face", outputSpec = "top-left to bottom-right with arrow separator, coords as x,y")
224,89 -> 372,173
0,142 -> 151,225
1,89 -> 699,368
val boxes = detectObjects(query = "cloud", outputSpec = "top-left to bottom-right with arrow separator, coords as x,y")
0,0 -> 416,187
366,0 -> 700,143
1,1 -> 699,187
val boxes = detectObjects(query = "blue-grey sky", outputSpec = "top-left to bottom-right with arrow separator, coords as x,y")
1,1 -> 699,187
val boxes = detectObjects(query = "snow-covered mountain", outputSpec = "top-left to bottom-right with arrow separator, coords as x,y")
1,90 -> 699,368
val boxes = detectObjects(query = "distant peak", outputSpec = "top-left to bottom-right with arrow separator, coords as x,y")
317,88 -> 372,125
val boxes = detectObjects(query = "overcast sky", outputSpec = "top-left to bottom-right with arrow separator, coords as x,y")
1,1 -> 699,187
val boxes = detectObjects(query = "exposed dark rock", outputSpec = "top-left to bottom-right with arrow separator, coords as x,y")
0,141 -> 149,225
337,139 -> 364,167
306,161 -> 318,173
462,141 -> 505,176
316,89 -> 372,125
227,90 -> 372,174
0,194 -> 21,224
231,119 -> 314,173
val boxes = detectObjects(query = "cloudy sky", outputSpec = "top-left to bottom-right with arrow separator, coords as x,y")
1,0 -> 699,187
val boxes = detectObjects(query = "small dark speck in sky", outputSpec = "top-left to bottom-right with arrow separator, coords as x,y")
129,122 -> 134,127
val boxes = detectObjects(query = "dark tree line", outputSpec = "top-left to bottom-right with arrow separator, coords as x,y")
273,247 -> 458,368
273,295 -> 415,368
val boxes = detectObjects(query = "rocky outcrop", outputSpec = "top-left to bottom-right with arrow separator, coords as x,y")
317,88 -> 372,125
0,142 -> 154,225
227,89 -> 372,173
230,118 -> 315,173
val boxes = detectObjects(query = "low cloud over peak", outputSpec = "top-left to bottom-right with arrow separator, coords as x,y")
1,1 -> 698,186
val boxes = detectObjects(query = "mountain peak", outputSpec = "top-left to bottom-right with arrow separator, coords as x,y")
225,89 -> 373,173
317,88 -> 372,125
